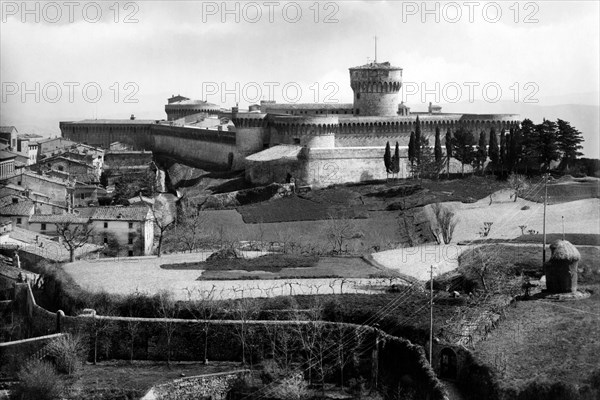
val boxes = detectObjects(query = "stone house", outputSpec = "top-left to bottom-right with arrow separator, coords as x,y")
0,151 -> 16,179
0,200 -> 35,229
1,170 -> 73,208
89,207 -> 154,257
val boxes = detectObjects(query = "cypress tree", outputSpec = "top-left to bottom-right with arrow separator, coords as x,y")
384,141 -> 392,175
414,116 -> 422,164
434,126 -> 442,164
488,127 -> 499,174
445,128 -> 452,179
499,129 -> 506,177
408,132 -> 416,166
476,131 -> 488,175
393,142 -> 401,176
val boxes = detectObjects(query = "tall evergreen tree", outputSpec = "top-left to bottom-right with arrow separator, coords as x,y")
414,116 -> 422,164
535,119 -> 560,172
556,119 -> 584,171
499,129 -> 506,174
434,126 -> 443,164
393,142 -> 401,177
508,127 -> 522,173
488,127 -> 499,173
476,131 -> 488,174
452,127 -> 476,177
445,128 -> 452,179
384,141 -> 392,175
519,119 -> 537,172
408,132 -> 416,166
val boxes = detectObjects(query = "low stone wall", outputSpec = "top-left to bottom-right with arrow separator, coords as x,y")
0,333 -> 66,378
141,370 -> 249,400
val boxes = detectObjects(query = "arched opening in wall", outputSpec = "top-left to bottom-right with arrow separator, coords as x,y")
440,348 -> 457,380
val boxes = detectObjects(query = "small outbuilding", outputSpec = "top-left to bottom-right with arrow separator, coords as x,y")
545,240 -> 581,293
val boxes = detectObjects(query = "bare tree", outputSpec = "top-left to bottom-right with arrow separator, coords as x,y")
431,203 -> 459,244
507,173 -> 530,202
86,305 -> 116,365
323,215 -> 361,254
156,290 -> 178,367
185,286 -> 218,364
151,195 -> 177,257
170,207 -> 209,253
232,294 -> 258,367
123,291 -> 143,364
56,222 -> 93,262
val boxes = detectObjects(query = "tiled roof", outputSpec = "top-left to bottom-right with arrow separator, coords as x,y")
0,200 -> 35,216
8,226 -> 101,262
29,214 -> 89,224
90,206 -> 150,221
0,126 -> 17,133
0,150 -> 17,160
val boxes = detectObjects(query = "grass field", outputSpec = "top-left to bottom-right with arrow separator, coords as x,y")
473,285 -> 600,395
458,244 -> 600,284
196,256 -> 397,280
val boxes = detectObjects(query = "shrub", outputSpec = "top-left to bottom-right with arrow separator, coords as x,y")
267,372 -> 310,400
521,205 -> 530,210
431,203 -> 459,244
16,360 -> 62,400
47,334 -> 87,374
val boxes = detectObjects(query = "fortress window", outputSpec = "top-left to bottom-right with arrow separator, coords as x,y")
356,92 -> 360,100
356,108 -> 360,115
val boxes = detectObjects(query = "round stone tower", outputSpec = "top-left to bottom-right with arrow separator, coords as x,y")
349,61 -> 402,117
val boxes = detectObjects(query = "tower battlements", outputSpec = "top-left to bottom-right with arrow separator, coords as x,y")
349,62 -> 403,117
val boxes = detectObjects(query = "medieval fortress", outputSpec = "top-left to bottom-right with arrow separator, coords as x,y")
60,61 -> 520,187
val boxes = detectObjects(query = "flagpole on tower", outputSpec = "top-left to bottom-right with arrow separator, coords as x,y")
374,36 -> 378,63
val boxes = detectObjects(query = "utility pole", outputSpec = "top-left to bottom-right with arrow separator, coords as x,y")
429,265 -> 434,364
542,172 -> 548,263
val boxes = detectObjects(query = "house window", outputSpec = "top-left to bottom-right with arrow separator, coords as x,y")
128,250 -> 134,257
356,92 -> 360,100
80,193 -> 85,200
12,198 -> 18,204
128,222 -> 133,229
103,237 -> 108,244
128,236 -> 134,245
16,218 -> 22,225
41,223 -> 46,231
104,222 -> 108,228
293,138 -> 300,145
17,181 -> 21,186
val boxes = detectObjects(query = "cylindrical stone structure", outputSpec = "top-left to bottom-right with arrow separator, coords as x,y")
545,240 -> 581,293
349,61 -> 403,117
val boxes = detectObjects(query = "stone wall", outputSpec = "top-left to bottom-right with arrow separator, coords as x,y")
303,147 -> 410,186
151,130 -> 239,169
141,370 -> 249,400
10,283 -> 448,400
0,332 -> 65,377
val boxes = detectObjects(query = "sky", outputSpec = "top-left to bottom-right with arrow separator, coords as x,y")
1,0 -> 599,155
